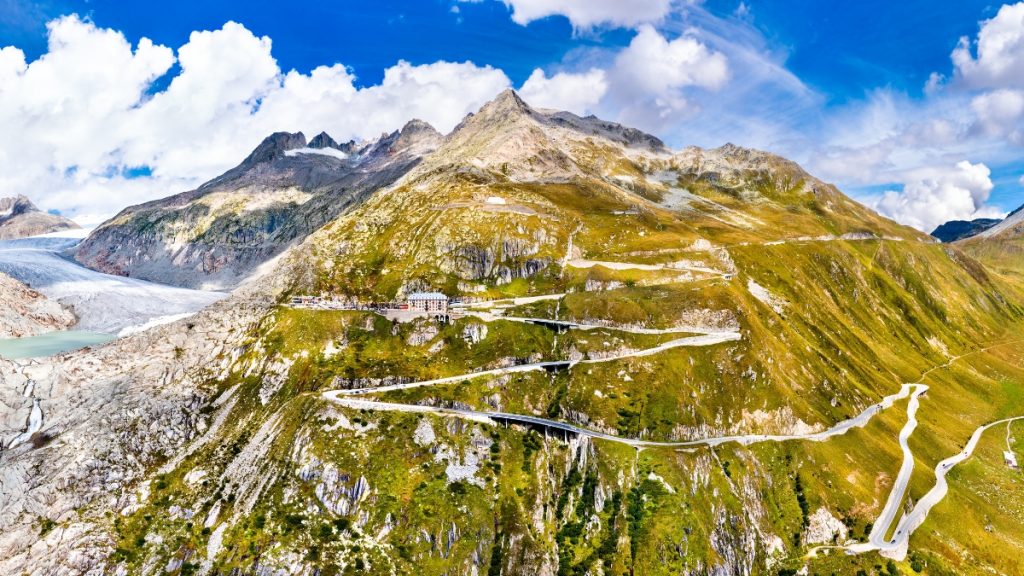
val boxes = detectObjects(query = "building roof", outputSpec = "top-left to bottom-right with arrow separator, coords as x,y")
408,292 -> 448,301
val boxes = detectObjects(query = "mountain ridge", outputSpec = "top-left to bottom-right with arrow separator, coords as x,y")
931,217 -> 1002,242
72,120 -> 442,289
73,89 -> 923,292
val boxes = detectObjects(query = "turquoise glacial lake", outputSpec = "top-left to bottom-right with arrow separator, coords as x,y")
0,331 -> 115,359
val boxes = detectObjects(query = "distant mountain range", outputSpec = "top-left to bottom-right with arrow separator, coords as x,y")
957,203 -> 1024,281
0,195 -> 79,240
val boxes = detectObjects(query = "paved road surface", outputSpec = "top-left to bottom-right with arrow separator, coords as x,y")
325,383 -> 922,449
326,331 -> 740,396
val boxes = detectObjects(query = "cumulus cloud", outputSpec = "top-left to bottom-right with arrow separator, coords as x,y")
872,161 -> 1004,232
601,24 -> 731,128
801,4 -> 1024,229
0,15 -> 510,223
518,68 -> 607,113
613,25 -> 729,95
497,0 -> 672,29
952,2 -> 1024,89
971,88 -> 1024,142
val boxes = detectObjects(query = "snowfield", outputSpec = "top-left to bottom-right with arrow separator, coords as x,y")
0,235 -> 226,334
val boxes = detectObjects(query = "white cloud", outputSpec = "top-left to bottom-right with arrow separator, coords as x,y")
800,5 -> 1024,228
0,15 -> 510,223
872,161 -> 1004,232
599,24 -> 732,128
971,88 -> 1024,142
952,2 -> 1024,89
518,68 -> 607,113
497,0 -> 672,29
614,25 -> 729,95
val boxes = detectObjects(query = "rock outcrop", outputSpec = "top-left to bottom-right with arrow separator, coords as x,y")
0,272 -> 76,337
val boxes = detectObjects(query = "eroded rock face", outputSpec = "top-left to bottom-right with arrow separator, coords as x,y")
0,272 -> 76,337
803,507 -> 849,545
0,195 -> 79,240
0,280 -> 277,575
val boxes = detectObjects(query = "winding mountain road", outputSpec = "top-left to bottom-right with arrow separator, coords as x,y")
326,331 -> 1024,563
840,413 -> 1024,560
328,330 -> 741,396
324,383 -> 924,449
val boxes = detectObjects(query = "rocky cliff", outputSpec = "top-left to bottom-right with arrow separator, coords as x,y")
0,195 -> 79,240
0,272 -> 76,337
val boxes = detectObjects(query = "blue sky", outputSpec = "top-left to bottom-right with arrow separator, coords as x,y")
2,1 -> 999,93
1,0 -> 1022,230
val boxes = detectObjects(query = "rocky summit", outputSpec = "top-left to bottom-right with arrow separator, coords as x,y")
2,91 -> 1024,576
0,195 -> 79,240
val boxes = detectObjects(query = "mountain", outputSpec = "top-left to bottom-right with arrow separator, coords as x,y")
931,217 -> 1002,242
73,122 -> 442,289
0,195 -> 79,240
958,203 -> 1024,280
0,271 -> 75,337
298,89 -> 923,299
3,90 -> 1024,576
976,202 -> 1024,239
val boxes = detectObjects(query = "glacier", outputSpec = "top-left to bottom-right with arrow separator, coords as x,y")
0,234 -> 226,334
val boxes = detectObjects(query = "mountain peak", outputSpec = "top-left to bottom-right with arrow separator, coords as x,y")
0,195 -> 37,216
308,131 -> 340,150
932,217 -> 1002,242
479,88 -> 532,118
243,131 -> 307,165
400,119 -> 440,138
447,89 -> 536,141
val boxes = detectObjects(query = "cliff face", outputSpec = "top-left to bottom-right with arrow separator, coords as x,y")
73,123 -> 442,290
0,272 -> 76,337
0,195 -> 79,240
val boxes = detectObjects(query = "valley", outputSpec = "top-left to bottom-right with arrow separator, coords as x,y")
1,90 -> 1023,576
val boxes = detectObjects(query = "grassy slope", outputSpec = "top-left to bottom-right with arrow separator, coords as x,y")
101,128 -> 1024,575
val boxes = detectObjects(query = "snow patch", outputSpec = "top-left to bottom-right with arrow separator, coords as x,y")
117,312 -> 195,337
284,147 -> 349,160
